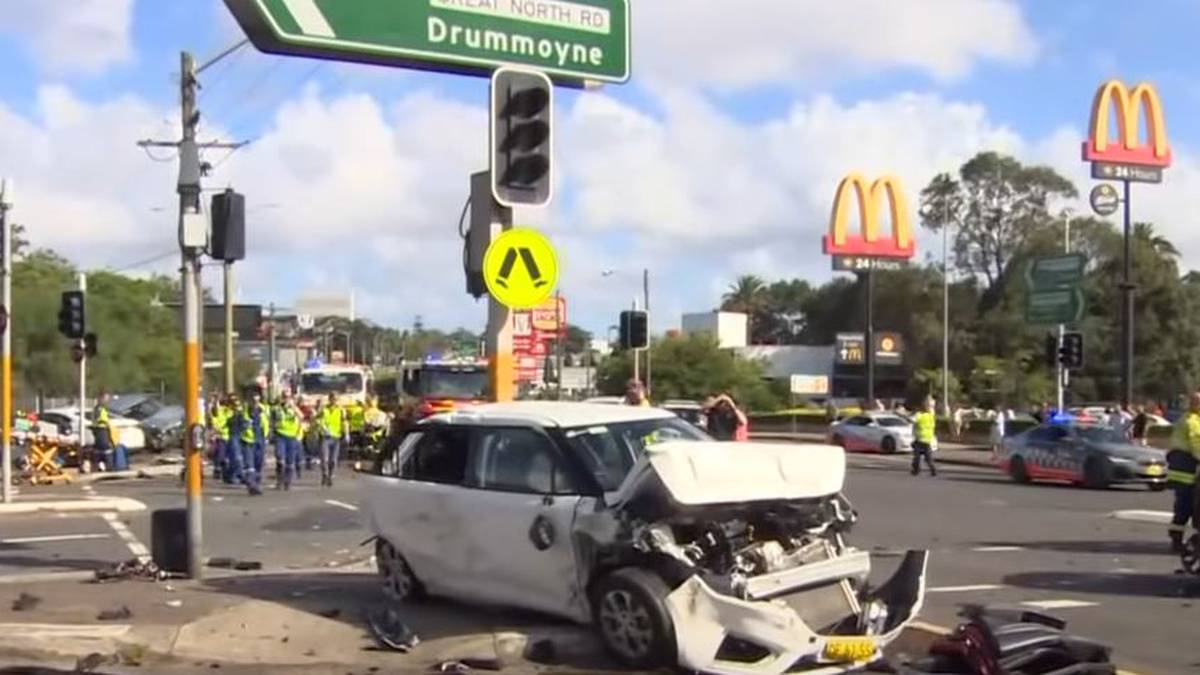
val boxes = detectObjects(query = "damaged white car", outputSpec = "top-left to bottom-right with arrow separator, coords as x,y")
361,402 -> 928,674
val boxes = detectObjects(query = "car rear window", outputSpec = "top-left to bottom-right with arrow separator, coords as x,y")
876,417 -> 909,428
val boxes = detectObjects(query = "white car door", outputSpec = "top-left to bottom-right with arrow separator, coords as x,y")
358,426 -> 473,597
451,426 -> 586,621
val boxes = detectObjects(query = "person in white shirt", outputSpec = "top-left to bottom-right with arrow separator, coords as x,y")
990,408 -> 1007,452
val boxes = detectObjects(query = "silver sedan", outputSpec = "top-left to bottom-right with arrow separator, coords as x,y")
828,412 -> 914,454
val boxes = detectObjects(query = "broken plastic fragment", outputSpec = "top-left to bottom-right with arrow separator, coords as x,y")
367,606 -> 419,652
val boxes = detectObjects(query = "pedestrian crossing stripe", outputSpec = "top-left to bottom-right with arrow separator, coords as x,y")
483,227 -> 559,309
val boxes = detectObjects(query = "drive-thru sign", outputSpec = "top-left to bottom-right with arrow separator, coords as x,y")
224,0 -> 631,83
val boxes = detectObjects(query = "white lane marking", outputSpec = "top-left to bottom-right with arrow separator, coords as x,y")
101,513 -> 150,561
1021,599 -> 1099,610
972,545 -> 1025,552
1,533 -> 111,545
0,570 -> 94,585
0,623 -> 131,639
927,584 -> 1005,594
1109,509 -> 1171,524
324,499 -> 359,512
281,0 -> 336,37
1113,567 -> 1137,574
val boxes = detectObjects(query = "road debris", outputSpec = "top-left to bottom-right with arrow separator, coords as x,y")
166,599 -> 183,608
75,652 -> 117,672
367,606 -> 419,653
97,605 -> 133,621
317,608 -> 341,619
11,591 -> 41,611
94,558 -> 168,583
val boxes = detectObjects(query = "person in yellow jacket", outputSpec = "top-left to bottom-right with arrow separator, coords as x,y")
1166,392 -> 1200,552
209,396 -> 232,481
273,391 -> 304,491
318,393 -> 348,488
911,397 -> 938,477
345,398 -> 366,462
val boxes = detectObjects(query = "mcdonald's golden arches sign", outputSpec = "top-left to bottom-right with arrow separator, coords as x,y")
822,173 -> 915,260
1081,79 -> 1171,168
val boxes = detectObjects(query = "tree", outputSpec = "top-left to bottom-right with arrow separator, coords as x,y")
919,152 -> 1077,298
595,334 -> 784,411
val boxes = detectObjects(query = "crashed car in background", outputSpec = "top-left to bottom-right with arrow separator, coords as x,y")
361,402 -> 928,674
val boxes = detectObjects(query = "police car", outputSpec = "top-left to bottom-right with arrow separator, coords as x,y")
995,423 -> 1167,490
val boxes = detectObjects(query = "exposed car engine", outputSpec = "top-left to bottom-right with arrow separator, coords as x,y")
629,493 -> 860,599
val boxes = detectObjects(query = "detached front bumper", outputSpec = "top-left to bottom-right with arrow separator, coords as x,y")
663,550 -> 928,675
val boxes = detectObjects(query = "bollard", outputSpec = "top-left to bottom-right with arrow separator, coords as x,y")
151,507 -> 189,575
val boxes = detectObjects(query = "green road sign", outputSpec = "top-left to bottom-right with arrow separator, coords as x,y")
1026,254 -> 1086,291
224,0 -> 630,84
1027,287 -> 1084,325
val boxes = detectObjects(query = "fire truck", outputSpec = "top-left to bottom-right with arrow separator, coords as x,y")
375,359 -> 488,420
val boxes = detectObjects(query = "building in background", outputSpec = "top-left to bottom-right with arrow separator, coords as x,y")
681,311 -> 748,348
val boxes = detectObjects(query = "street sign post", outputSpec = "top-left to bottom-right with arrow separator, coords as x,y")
875,332 -> 904,366
790,375 -> 829,396
1027,287 -> 1085,325
224,0 -> 631,84
835,333 -> 866,365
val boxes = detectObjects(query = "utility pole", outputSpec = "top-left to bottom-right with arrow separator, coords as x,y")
0,180 -> 13,504
223,262 -> 234,393
643,268 -> 651,397
77,273 -> 87,456
137,45 -> 246,580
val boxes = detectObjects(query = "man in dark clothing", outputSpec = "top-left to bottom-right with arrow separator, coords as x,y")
1131,403 -> 1150,446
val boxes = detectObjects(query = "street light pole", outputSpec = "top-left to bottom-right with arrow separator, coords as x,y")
942,201 -> 950,415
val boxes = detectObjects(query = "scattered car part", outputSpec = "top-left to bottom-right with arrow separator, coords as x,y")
11,592 -> 41,611
1182,532 -> 1200,576
366,606 -> 419,652
93,558 -> 168,583
96,605 -> 133,621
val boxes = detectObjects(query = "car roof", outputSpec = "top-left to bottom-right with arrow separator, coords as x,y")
861,411 -> 906,420
425,401 -> 675,428
662,400 -> 701,409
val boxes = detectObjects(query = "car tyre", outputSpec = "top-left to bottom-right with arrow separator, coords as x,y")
376,538 -> 425,602
1083,457 -> 1111,490
882,436 -> 897,454
592,567 -> 676,670
1148,482 -> 1167,492
831,434 -> 845,448
1009,456 -> 1030,484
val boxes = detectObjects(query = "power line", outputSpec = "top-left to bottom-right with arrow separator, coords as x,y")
111,249 -> 177,273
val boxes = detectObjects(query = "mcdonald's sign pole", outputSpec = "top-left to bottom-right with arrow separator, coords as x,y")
824,174 -> 916,405
1081,80 -> 1171,407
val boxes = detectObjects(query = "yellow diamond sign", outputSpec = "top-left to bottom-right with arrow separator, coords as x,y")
483,228 -> 560,310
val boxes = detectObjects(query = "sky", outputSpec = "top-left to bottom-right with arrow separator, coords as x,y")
2,0 -> 1200,339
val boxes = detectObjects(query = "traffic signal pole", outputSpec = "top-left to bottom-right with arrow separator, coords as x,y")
77,274 -> 87,455
1,181 -> 12,504
224,262 -> 235,394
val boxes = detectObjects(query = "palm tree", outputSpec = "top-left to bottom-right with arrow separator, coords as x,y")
722,275 -> 767,314
1133,222 -> 1179,258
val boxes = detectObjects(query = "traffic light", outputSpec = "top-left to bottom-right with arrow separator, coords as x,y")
620,310 -> 649,350
1044,332 -> 1058,368
57,290 -> 84,339
1059,332 -> 1084,369
490,67 -> 553,208
84,332 -> 98,358
210,189 -> 246,262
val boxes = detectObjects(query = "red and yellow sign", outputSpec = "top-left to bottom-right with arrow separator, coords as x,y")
1081,80 -> 1171,168
823,173 -> 914,260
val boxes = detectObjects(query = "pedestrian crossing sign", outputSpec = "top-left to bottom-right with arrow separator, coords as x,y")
483,227 -> 559,310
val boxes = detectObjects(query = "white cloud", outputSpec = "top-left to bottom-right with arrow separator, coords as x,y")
634,0 -> 1038,89
1,0 -> 135,75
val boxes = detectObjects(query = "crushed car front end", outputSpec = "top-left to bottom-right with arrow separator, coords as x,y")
588,441 -> 928,675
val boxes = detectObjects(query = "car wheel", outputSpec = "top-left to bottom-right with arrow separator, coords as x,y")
831,434 -> 845,448
376,538 -> 424,602
1083,457 -> 1111,490
881,436 -> 897,454
1009,456 -> 1030,484
592,568 -> 676,670
79,457 -> 92,475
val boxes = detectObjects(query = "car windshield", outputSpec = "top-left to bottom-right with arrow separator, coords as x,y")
301,372 -> 364,395
1076,426 -> 1127,444
563,417 -> 710,491
112,398 -> 161,420
421,369 -> 488,399
876,416 -> 909,428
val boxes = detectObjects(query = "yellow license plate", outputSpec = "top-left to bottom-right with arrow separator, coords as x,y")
823,636 -> 877,662
1146,465 -> 1164,476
